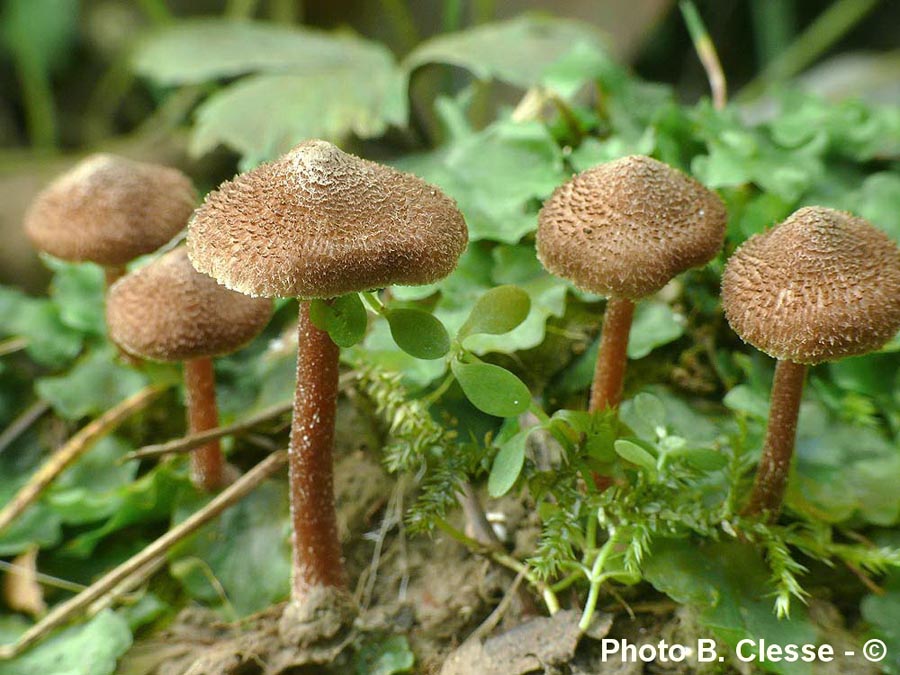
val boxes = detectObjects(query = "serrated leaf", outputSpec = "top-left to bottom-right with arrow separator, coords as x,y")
45,258 -> 106,335
458,285 -> 531,340
0,609 -> 131,675
170,480 -> 291,616
404,15 -> 608,89
451,361 -> 530,417
35,347 -> 149,420
133,19 -> 390,85
626,301 -> 685,360
386,309 -> 450,360
488,429 -> 530,497
309,295 -> 367,348
614,439 -> 657,476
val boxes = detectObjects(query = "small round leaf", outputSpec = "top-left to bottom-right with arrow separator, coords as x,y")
614,439 -> 657,477
309,294 -> 367,348
451,361 -> 531,417
386,308 -> 451,360
488,429 -> 531,497
458,285 -> 531,340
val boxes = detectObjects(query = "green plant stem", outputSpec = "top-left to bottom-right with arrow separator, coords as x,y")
680,1 -> 727,109
362,291 -> 386,315
435,517 -> 560,614
225,0 -> 261,19
750,0 -> 796,67
135,0 -> 173,24
421,371 -> 455,407
269,0 -> 300,23
739,0 -> 881,100
579,529 -> 621,631
378,0 -> 419,53
14,49 -> 57,150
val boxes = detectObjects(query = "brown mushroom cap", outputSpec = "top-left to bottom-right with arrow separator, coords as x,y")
187,140 -> 468,299
536,155 -> 727,299
106,247 -> 272,362
25,154 -> 197,266
722,207 -> 900,365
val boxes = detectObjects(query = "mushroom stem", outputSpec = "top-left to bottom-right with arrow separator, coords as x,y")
289,301 -> 346,599
104,265 -> 127,288
589,297 -> 635,412
743,359 -> 807,519
183,357 -> 225,491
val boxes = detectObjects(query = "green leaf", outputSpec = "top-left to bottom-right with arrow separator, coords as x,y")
626,301 -> 685,360
644,539 -> 818,675
9,298 -> 83,368
614,439 -> 657,477
488,429 -> 530,497
170,480 -> 291,617
451,361 -> 530,417
354,634 -> 415,675
133,19 -> 391,86
35,347 -> 149,420
45,258 -> 106,335
191,69 -> 403,165
0,609 -> 131,675
458,285 -> 531,340
403,15 -> 608,89
309,295 -> 368,348
632,393 -> 667,433
0,0 -> 79,74
386,309 -> 450,360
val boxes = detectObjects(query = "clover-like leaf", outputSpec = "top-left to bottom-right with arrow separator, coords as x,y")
458,285 -> 531,340
386,308 -> 451,360
451,361 -> 530,417
309,294 -> 367,348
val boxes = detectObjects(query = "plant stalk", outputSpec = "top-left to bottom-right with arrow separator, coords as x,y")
104,265 -> 127,289
184,357 -> 225,491
289,301 -> 346,599
743,359 -> 807,518
589,297 -> 635,412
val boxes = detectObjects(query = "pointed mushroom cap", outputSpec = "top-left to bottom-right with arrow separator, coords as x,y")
536,155 -> 727,299
24,154 -> 197,266
106,247 -> 272,362
187,140 -> 468,299
722,207 -> 900,365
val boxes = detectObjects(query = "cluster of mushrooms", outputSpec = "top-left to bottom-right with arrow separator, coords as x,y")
22,142 -> 900,633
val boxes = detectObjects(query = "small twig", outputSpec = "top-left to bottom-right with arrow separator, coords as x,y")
845,561 -> 885,596
123,400 -> 292,463
123,373 -> 356,463
86,555 -> 168,615
0,337 -> 28,357
470,569 -> 526,642
457,482 -> 503,550
680,1 -> 727,110
0,400 -> 51,456
434,517 -> 559,615
0,386 -> 165,535
0,450 -> 287,659
0,560 -> 85,594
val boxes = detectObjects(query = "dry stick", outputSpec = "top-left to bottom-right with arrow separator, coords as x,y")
680,1 -> 728,110
743,360 -> 807,518
0,400 -> 51,456
0,450 -> 287,660
0,337 -> 29,358
589,298 -> 635,412
184,357 -> 224,491
0,385 -> 164,535
122,373 -> 358,463
290,301 -> 345,597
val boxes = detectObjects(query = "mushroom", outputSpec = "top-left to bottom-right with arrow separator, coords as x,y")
106,247 -> 272,491
24,153 -> 196,286
187,140 -> 467,615
723,206 -> 900,518
537,155 -> 727,411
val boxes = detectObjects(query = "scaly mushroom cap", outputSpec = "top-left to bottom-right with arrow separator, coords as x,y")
722,207 -> 900,365
25,154 -> 197,266
106,247 -> 272,362
187,140 -> 468,299
536,155 -> 727,299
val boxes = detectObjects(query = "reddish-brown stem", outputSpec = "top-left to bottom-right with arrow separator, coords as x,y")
183,357 -> 225,492
104,265 -> 126,288
589,297 -> 635,412
743,359 -> 807,519
289,301 -> 345,599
